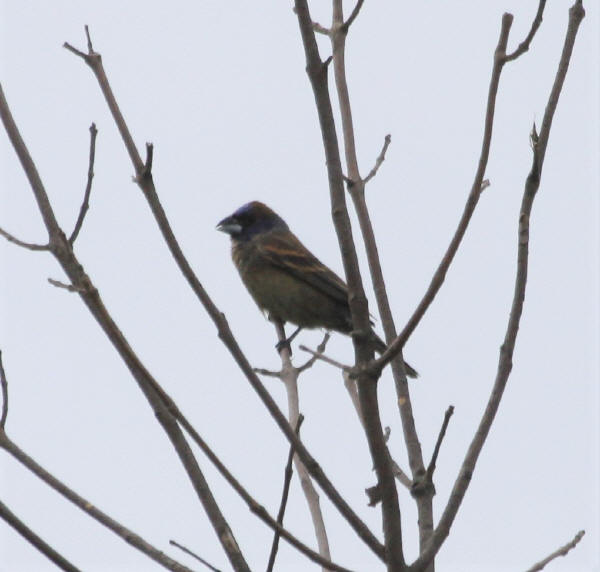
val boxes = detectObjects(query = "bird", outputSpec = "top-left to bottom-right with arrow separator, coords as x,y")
217,201 -> 417,377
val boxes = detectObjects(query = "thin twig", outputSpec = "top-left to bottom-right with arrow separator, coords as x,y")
47,277 -> 87,293
0,435 -> 196,572
374,12 -> 516,372
363,134 -> 391,183
273,320 -> 332,566
169,540 -> 221,572
0,351 -> 8,429
0,499 -> 81,572
426,406 -> 454,482
0,227 -> 48,250
266,415 -> 305,572
299,345 -> 350,371
525,530 -> 585,572
505,0 -> 547,62
0,77 -> 251,572
69,123 -> 97,245
413,4 -> 585,569
64,29 -> 384,560
342,0 -> 365,33
296,333 -> 330,373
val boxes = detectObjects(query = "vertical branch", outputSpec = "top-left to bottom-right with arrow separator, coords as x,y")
63,31 -> 385,559
329,0 -> 433,558
413,3 -> 585,569
273,321 -> 331,567
295,1 -> 405,569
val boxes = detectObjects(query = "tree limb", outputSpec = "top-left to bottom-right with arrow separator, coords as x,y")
63,28 -> 384,560
412,4 -> 585,569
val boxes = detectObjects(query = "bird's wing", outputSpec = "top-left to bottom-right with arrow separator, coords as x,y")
257,232 -> 349,305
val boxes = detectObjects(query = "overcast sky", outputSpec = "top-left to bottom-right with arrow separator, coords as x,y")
1,1 -> 598,571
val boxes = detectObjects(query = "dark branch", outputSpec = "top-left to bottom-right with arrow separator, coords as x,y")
412,4 -> 585,569
373,12 -> 515,372
266,415 -> 305,572
169,540 -> 221,572
0,499 -> 81,572
0,227 -> 48,250
342,0 -> 365,33
525,530 -> 585,572
0,351 -> 8,429
64,28 -> 383,559
505,0 -> 547,62
69,123 -> 97,245
0,435 -> 196,572
426,406 -> 454,482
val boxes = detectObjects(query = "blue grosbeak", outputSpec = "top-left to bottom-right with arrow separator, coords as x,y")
217,201 -> 417,377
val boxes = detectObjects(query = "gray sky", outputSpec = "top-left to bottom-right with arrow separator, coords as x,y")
1,1 -> 598,571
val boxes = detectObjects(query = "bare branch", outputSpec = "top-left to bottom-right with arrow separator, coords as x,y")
525,530 -> 585,572
69,123 -> 97,245
296,333 -> 330,373
299,345 -> 350,371
413,5 -> 585,569
505,0 -> 547,62
0,499 -> 81,572
0,227 -> 48,250
363,134 -> 391,184
342,0 -> 365,33
64,29 -> 384,558
426,406 -> 454,482
373,12 -> 516,372
169,540 -> 221,572
47,277 -> 87,293
267,415 -> 305,572
0,351 -> 8,429
0,435 -> 193,572
273,320 -> 331,564
1,75 -> 250,572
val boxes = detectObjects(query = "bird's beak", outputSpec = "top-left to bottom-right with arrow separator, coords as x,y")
216,215 -> 242,236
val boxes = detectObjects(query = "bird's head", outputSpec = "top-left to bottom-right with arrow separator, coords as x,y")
216,201 -> 288,241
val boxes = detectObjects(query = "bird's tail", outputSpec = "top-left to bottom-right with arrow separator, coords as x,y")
370,331 -> 419,378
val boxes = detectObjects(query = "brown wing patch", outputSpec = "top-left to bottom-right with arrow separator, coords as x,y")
257,231 -> 349,305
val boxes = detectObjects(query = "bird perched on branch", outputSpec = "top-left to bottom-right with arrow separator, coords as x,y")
217,201 -> 417,378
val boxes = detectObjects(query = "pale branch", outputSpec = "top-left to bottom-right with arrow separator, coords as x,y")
363,134 -> 391,184
273,320 -> 331,566
412,4 -> 585,570
0,227 -> 48,250
169,540 -> 221,572
267,415 -> 305,572
0,435 -> 194,572
69,123 -> 97,245
299,345 -> 350,371
0,499 -> 81,572
505,0 -> 547,62
297,333 -> 330,373
295,2 -> 403,564
329,0 -> 423,560
524,530 -> 585,572
165,410 -> 352,572
0,351 -> 8,429
0,80 -> 250,572
64,29 -> 384,559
